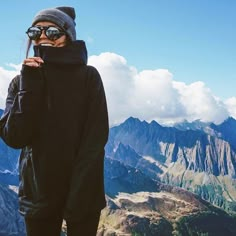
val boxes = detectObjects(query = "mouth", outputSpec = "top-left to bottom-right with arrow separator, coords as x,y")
40,43 -> 54,46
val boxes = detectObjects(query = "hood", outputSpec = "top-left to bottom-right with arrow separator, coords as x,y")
33,40 -> 87,65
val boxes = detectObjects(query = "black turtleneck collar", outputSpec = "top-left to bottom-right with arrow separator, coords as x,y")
33,40 -> 87,65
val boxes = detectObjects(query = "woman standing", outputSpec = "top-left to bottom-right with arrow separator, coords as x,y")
0,6 -> 109,236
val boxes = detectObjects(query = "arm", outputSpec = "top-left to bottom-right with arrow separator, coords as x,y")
0,75 -> 19,139
0,65 -> 44,149
78,66 -> 109,163
68,66 -> 109,184
63,66 -> 109,215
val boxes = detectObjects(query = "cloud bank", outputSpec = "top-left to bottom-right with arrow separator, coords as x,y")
0,53 -> 235,126
0,64 -> 20,108
88,52 -> 235,126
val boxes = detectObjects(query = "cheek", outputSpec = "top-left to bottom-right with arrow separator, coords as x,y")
55,41 -> 67,47
55,36 -> 67,47
32,40 -> 40,46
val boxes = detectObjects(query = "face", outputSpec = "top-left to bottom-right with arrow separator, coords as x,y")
32,21 -> 67,47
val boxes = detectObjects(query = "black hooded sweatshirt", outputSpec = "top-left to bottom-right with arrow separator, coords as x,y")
0,40 -> 109,221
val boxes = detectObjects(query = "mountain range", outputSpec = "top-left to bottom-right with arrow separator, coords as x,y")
1,108 -> 236,235
97,157 -> 236,235
106,116 -> 236,212
0,184 -> 25,236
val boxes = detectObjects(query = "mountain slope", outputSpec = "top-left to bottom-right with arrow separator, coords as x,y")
0,139 -> 20,185
106,117 -> 236,212
0,108 -> 20,185
98,188 -> 236,236
0,184 -> 25,236
210,117 -> 236,151
104,157 -> 159,197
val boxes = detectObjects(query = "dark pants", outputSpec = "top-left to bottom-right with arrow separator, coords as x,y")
25,212 -> 101,236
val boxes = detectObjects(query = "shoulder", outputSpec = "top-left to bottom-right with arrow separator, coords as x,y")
85,65 -> 102,82
86,65 -> 100,75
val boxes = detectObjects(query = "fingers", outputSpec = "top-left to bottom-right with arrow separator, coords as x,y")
23,57 -> 44,67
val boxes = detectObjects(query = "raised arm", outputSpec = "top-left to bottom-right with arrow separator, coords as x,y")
0,65 -> 44,149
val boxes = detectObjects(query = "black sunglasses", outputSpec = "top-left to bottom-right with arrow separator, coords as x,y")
26,26 -> 66,40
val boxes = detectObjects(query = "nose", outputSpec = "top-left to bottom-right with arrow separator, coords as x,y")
39,29 -> 47,39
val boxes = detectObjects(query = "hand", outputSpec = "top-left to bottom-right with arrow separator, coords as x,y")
23,57 -> 44,67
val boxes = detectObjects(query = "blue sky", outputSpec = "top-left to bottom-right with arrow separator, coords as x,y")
0,0 -> 236,125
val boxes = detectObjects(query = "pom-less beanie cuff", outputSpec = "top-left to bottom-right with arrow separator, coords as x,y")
32,6 -> 76,41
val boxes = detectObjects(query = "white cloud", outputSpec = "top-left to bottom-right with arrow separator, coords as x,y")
0,53 -> 235,126
173,81 -> 229,124
225,97 -> 236,118
0,64 -> 20,108
88,52 -> 234,126
89,53 -> 136,125
132,69 -> 186,123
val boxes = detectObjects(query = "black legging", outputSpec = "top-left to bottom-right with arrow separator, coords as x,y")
25,211 -> 101,236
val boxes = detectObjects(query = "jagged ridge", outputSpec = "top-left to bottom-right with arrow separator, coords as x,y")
106,117 -> 236,212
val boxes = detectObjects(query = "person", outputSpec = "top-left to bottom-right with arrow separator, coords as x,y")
0,6 -> 109,236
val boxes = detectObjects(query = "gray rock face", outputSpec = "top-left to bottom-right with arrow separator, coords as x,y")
104,157 -> 159,197
105,117 -> 236,211
0,185 -> 26,236
107,117 -> 236,177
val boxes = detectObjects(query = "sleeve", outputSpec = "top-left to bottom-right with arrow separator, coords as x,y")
0,65 -> 44,149
65,66 -> 109,217
78,66 -> 109,163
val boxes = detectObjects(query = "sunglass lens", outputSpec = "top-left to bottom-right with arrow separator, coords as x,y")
26,27 -> 41,40
46,27 -> 64,40
26,26 -> 65,40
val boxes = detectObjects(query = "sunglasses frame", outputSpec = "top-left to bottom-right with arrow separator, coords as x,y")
26,25 -> 66,41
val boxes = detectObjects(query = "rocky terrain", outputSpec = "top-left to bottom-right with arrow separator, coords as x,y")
106,117 -> 236,212
98,157 -> 236,235
98,189 -> 236,236
0,184 -> 25,236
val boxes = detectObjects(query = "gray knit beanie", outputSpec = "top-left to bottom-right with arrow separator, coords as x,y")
32,6 -> 76,41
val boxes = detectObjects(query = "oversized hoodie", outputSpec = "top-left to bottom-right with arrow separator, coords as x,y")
0,40 -> 109,220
